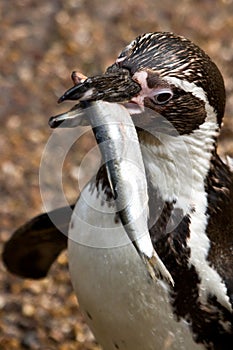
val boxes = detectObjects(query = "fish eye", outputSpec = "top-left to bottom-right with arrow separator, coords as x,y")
153,89 -> 173,105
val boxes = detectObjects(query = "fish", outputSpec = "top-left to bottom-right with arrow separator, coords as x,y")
52,100 -> 174,284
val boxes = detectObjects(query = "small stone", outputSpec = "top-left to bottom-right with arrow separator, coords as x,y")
22,304 -> 35,317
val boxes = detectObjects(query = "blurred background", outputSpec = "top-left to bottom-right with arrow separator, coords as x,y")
0,0 -> 233,349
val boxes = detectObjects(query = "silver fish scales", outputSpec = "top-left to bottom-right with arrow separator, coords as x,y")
84,101 -> 174,285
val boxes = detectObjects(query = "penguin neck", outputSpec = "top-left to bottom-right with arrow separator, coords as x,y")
138,118 -> 219,216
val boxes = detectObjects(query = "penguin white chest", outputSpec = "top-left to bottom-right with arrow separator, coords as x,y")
68,183 -> 202,350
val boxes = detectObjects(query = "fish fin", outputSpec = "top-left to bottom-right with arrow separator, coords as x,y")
142,251 -> 174,286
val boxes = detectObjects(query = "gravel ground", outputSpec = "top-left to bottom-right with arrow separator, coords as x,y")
0,1 -> 233,349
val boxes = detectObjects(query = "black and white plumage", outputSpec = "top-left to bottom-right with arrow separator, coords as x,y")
3,32 -> 233,349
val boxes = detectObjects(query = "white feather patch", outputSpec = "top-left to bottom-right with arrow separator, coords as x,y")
141,77 -> 232,311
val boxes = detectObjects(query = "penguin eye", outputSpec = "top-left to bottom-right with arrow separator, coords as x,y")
152,89 -> 173,105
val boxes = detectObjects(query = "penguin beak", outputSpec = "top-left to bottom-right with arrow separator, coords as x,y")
58,68 -> 141,104
49,68 -> 141,129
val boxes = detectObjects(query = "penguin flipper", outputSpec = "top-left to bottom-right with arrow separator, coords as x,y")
2,205 -> 74,279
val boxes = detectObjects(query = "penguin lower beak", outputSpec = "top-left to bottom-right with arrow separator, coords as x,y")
48,102 -> 90,128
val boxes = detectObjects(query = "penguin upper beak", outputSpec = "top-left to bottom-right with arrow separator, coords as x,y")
49,68 -> 141,129
58,68 -> 141,104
